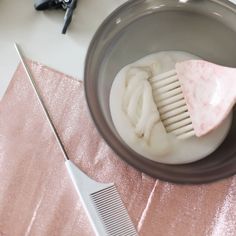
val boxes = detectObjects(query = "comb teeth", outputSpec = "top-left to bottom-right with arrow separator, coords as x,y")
150,70 -> 195,139
90,185 -> 137,236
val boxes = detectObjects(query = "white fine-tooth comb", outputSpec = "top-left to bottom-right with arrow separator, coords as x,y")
14,43 -> 137,236
149,60 -> 236,139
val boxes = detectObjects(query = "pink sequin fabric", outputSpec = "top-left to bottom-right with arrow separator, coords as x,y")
0,62 -> 236,236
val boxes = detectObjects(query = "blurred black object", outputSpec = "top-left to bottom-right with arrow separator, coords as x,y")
34,0 -> 77,34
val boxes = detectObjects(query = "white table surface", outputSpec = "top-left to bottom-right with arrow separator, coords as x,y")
0,0 -> 236,100
0,0 -> 126,99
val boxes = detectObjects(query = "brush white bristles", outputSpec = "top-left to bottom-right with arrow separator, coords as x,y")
149,70 -> 195,139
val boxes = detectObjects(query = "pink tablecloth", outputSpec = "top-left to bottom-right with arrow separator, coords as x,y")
0,62 -> 235,236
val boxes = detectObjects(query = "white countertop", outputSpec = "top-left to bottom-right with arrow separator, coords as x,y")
0,0 -> 236,100
0,0 -> 126,99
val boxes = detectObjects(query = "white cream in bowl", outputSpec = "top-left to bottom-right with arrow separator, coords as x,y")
109,51 -> 232,164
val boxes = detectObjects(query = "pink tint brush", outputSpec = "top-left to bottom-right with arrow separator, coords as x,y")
150,60 -> 236,139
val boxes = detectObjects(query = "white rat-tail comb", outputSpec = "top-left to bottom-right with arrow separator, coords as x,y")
14,43 -> 137,236
150,60 -> 236,139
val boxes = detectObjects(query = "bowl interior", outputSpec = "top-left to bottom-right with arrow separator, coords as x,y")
85,0 -> 236,183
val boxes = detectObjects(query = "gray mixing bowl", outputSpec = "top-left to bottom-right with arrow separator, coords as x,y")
84,0 -> 236,184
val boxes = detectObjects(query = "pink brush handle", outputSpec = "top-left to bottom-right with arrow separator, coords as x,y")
176,60 -> 236,137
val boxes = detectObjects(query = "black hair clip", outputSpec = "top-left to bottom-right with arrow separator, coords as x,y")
34,0 -> 77,34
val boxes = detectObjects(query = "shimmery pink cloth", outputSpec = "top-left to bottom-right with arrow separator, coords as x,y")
0,62 -> 236,236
